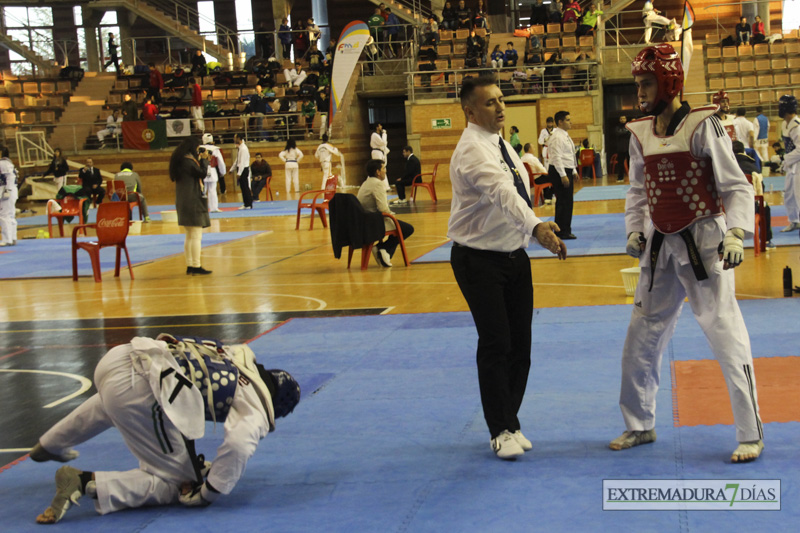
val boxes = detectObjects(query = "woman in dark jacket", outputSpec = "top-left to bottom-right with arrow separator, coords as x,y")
44,148 -> 69,192
170,137 -> 211,275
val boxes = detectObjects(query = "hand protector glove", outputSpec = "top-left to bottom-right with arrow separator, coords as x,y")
718,228 -> 745,268
179,481 -> 220,507
626,231 -> 646,258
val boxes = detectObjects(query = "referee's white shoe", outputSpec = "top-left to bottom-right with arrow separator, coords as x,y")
491,430 -> 525,460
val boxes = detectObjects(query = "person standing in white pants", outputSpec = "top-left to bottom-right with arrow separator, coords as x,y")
610,44 -> 764,463
314,134 -> 341,188
29,334 -> 300,523
779,95 -> 800,232
278,140 -> 303,195
0,146 -> 19,246
201,133 -> 226,213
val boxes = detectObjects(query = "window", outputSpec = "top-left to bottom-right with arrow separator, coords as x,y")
3,6 -> 55,74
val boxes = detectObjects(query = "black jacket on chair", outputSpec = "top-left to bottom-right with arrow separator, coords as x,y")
329,193 -> 385,259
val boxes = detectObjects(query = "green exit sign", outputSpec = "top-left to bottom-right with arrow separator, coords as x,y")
431,118 -> 452,129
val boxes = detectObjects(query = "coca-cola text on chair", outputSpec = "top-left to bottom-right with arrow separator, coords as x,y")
72,201 -> 134,282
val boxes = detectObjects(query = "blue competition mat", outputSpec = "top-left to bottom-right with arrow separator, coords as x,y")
414,205 -> 799,263
1,300 -> 798,532
0,231 -> 264,279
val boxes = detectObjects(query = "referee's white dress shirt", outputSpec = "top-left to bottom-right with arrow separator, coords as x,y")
547,127 -> 577,178
448,122 -> 544,252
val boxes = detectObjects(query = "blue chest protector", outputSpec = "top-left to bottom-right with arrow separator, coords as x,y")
165,334 -> 240,423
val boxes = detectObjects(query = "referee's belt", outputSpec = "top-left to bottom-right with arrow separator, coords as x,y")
647,229 -> 708,291
453,242 -> 526,259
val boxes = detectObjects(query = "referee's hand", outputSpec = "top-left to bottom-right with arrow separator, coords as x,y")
533,221 -> 567,260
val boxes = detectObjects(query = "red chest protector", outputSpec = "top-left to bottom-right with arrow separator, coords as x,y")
627,106 -> 723,234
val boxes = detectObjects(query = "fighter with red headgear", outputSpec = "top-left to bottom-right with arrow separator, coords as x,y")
609,44 -> 764,463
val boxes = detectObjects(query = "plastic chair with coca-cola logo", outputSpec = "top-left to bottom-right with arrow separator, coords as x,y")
71,201 -> 134,282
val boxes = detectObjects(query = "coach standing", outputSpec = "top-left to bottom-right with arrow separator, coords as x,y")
448,76 -> 566,461
547,111 -> 577,240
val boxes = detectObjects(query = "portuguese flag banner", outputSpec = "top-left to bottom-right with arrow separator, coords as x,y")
122,120 -> 168,150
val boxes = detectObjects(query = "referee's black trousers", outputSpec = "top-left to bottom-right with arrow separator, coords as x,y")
548,165 -> 574,235
450,243 -> 533,439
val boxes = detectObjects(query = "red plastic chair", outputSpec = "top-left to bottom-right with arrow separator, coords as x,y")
609,153 -> 618,175
47,195 -> 87,237
347,213 -> 410,270
108,179 -> 143,221
295,176 -> 338,230
260,176 -> 274,201
411,163 -> 439,202
523,162 -> 551,207
578,149 -> 596,183
72,201 -> 134,283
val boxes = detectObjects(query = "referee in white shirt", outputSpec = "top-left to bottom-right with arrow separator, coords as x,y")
231,133 -> 253,209
449,76 -> 566,461
547,111 -> 577,239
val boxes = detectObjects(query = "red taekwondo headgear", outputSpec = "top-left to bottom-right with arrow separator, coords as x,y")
631,43 -> 684,116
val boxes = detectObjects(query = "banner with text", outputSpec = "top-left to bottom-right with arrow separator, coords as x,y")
330,21 -> 370,127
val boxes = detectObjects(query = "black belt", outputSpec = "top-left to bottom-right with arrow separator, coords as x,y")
647,229 -> 708,291
453,242 -> 525,259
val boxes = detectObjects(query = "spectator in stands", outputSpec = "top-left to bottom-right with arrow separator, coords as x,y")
521,142 -> 552,203
120,93 -> 138,121
358,159 -> 414,268
142,96 -> 158,121
146,63 -> 164,105
642,1 -> 676,44
615,115 -> 630,182
307,43 -> 326,72
279,18 -> 292,60
752,15 -> 766,45
241,85 -> 267,139
250,153 -> 272,201
278,139 -> 304,195
104,33 -> 120,74
44,148 -> 69,192
473,0 -> 490,34
509,126 -> 523,155
466,30 -> 486,67
115,162 -> 151,221
368,8 -> 385,43
576,3 -> 603,37
97,109 -> 122,148
293,19 -> 309,59
284,63 -> 308,88
531,0 -> 550,26
190,50 -> 207,78
733,140 -> 774,248
78,158 -> 104,208
548,1 -> 564,23
423,16 -> 439,46
441,2 -> 458,31
385,8 -> 401,57
562,1 -> 582,24
390,145 -> 420,206
257,21 -> 273,59
301,98 -> 316,137
170,137 -> 212,275
753,106 -> 770,164
734,107 -> 755,149
204,93 -> 220,117
189,77 -> 204,134
736,16 -> 751,46
544,50 -> 564,92
504,42 -> 519,68
491,44 -> 505,69
456,1 -> 472,29
307,18 -> 321,49
379,2 -> 390,21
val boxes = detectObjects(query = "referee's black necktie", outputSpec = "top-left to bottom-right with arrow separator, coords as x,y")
500,137 -> 531,207
498,137 -> 531,207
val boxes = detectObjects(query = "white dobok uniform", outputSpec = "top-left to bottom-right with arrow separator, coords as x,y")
201,144 -> 226,212
538,127 -> 553,167
370,131 -> 389,162
37,337 -> 272,515
781,116 -> 800,224
642,1 -> 677,43
278,147 -> 304,193
621,105 -> 763,444
0,157 -> 18,245
314,142 -> 340,188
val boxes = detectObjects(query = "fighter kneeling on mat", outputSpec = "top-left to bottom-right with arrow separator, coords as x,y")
30,334 -> 300,523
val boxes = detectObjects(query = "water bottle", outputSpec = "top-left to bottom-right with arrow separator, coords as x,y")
784,266 -> 793,297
